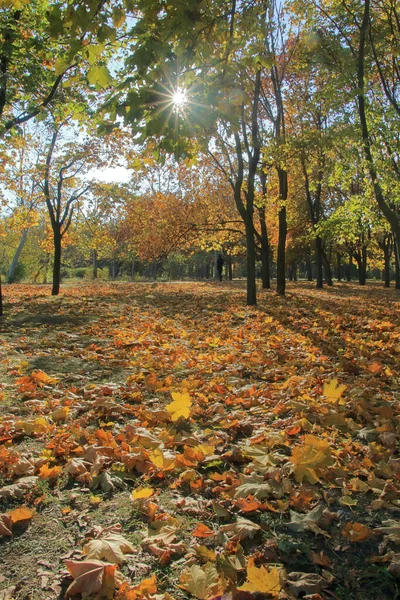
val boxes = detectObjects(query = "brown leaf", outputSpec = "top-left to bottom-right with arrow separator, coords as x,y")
65,559 -> 117,598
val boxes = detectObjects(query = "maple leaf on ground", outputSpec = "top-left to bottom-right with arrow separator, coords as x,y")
65,559 -> 117,598
374,520 -> 400,543
239,558 -> 281,596
31,370 -> 58,386
322,378 -> 346,404
286,572 -> 328,597
131,486 -> 155,500
82,533 -> 135,564
342,522 -> 373,542
290,435 -> 333,484
0,476 -> 39,499
149,449 -> 176,471
0,514 -> 13,536
166,391 -> 192,421
8,506 -> 35,526
180,563 -> 224,599
38,464 -> 62,479
220,517 -> 261,541
192,523 -> 215,538
15,417 -> 50,436
287,505 -> 331,537
50,406 -> 70,422
116,575 -> 157,599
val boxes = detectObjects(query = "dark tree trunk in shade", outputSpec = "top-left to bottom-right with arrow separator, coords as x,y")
347,253 -> 353,281
306,253 -> 313,281
52,226 -> 62,296
315,236 -> 323,289
337,253 -> 342,281
394,239 -> 400,289
321,247 -> 333,286
276,168 -> 287,296
245,217 -> 257,305
0,274 -> 3,317
383,244 -> 391,287
92,249 -> 98,279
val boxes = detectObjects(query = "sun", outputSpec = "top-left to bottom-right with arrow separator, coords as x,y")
172,87 -> 187,108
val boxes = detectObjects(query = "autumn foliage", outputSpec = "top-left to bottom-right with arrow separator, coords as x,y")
0,281 -> 399,599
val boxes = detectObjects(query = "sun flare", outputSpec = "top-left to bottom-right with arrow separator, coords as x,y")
172,87 -> 187,108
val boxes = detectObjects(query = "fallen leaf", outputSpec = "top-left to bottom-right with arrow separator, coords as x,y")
322,378 -> 346,403
8,506 -> 35,525
286,571 -> 328,597
220,517 -> 261,541
166,391 -> 192,421
131,486 -> 155,500
192,523 -> 215,538
65,559 -> 117,598
239,558 -> 281,596
83,533 -> 135,564
0,514 -> 12,536
342,522 -> 372,542
180,563 -> 223,599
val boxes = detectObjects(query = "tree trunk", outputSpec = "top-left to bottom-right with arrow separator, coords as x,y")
383,244 -> 390,288
347,252 -> 353,281
227,257 -> 233,281
92,249 -> 98,279
131,259 -> 135,280
258,207 -> 270,289
276,168 -> 287,296
321,247 -> 333,285
315,236 -> 323,289
245,217 -> 257,305
306,252 -> 313,281
0,273 -> 3,317
52,227 -> 62,296
394,239 -> 400,289
8,229 -> 28,283
337,253 -> 342,281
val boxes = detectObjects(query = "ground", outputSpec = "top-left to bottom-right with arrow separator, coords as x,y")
0,281 -> 399,600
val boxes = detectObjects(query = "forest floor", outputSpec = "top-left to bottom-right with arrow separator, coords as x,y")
0,280 -> 399,600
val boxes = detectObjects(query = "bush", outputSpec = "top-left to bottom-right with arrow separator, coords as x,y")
75,268 -> 86,278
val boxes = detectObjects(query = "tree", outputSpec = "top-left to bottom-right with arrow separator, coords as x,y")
41,119 -> 106,294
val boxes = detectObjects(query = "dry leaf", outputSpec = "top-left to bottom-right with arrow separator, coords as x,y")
131,487 -> 155,500
220,517 -> 261,541
0,514 -> 12,536
238,558 -> 281,596
166,392 -> 192,421
83,533 -> 135,564
322,379 -> 346,403
286,572 -> 328,597
342,522 -> 372,542
180,563 -> 223,599
65,559 -> 117,598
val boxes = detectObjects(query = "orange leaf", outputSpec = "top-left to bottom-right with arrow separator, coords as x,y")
38,463 -> 62,479
8,506 -> 35,525
65,560 -> 117,598
342,522 -> 372,542
116,575 -> 157,599
192,523 -> 215,538
234,496 -> 264,513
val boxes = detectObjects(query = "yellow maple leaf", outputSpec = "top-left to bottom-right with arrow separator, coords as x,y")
323,378 -> 346,404
16,417 -> 50,435
31,370 -> 58,386
166,392 -> 192,421
291,435 -> 333,484
131,487 -> 155,500
149,449 -> 176,471
239,558 -> 281,596
50,406 -> 70,422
